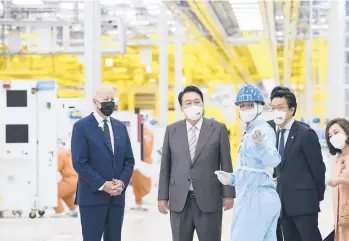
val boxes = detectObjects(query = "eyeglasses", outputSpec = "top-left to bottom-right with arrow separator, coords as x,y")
269,106 -> 288,112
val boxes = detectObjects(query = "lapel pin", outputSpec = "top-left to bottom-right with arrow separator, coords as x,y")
291,136 -> 294,139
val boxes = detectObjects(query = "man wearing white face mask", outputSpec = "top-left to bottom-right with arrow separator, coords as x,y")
270,89 -> 325,241
267,86 -> 310,241
158,85 -> 235,241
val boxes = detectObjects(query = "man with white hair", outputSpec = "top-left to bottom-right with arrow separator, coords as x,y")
71,85 -> 135,241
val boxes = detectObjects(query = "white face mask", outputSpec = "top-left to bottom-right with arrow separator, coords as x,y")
273,111 -> 287,125
330,133 -> 347,150
183,105 -> 203,121
239,105 -> 259,123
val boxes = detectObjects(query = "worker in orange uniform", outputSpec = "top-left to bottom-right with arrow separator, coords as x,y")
131,126 -> 154,211
55,146 -> 79,217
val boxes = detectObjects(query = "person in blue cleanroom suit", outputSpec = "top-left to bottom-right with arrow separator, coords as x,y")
215,85 -> 281,241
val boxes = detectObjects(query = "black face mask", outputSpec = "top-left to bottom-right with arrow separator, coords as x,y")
99,101 -> 115,116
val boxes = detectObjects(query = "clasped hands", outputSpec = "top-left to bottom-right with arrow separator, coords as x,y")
103,179 -> 124,196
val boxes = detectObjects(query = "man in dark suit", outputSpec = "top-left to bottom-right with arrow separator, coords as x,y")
71,85 -> 135,241
267,117 -> 310,241
267,86 -> 311,241
267,86 -> 292,241
269,89 -> 325,241
158,86 -> 235,241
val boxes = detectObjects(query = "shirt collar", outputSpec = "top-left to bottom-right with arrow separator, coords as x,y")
93,112 -> 110,124
186,117 -> 203,131
283,118 -> 294,130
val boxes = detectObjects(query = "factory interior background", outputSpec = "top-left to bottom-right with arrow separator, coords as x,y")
0,0 -> 345,240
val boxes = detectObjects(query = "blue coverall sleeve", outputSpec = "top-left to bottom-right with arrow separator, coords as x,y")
247,125 -> 281,168
230,173 -> 237,186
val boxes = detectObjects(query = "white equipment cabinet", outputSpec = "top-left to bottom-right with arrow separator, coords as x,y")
111,111 -> 141,163
0,80 -> 58,218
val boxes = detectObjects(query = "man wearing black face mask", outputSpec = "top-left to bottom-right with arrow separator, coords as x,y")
71,85 -> 135,241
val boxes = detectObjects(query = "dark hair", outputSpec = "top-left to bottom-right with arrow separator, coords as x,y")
325,118 -> 349,155
271,86 -> 291,96
270,90 -> 297,116
178,85 -> 204,106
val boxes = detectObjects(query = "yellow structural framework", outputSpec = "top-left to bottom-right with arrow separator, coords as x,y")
0,31 -> 329,136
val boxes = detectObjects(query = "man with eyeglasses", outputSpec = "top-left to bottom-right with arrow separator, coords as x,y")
268,87 -> 326,241
267,87 -> 311,241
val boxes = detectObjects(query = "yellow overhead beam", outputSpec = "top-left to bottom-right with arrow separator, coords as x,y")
283,0 -> 300,86
259,0 -> 280,84
186,1 -> 251,83
282,0 -> 292,85
171,4 -> 241,82
247,39 -> 274,79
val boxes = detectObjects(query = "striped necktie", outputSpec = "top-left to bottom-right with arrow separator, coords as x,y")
103,120 -> 113,152
189,126 -> 197,162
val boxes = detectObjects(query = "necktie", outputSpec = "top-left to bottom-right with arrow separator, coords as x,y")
189,126 -> 197,162
103,120 -> 113,152
278,129 -> 286,162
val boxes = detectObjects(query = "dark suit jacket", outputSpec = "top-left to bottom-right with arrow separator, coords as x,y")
267,120 -> 310,179
71,113 -> 135,206
158,118 -> 235,213
269,120 -> 326,216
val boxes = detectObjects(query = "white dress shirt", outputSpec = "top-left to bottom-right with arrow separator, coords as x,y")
186,117 -> 203,190
93,112 -> 114,153
93,112 -> 116,191
278,119 -> 294,148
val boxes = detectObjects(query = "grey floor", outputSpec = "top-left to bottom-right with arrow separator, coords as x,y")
0,186 -> 334,241
0,206 -> 232,241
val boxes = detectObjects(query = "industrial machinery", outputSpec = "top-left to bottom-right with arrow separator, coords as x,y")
111,109 -> 142,164
0,80 -> 58,218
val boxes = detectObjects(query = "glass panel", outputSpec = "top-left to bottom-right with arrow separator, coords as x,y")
346,66 -> 349,84
5,124 -> 29,143
6,90 -> 27,107
346,88 -> 349,102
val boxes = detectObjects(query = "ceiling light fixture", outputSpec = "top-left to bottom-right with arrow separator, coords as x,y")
230,0 -> 263,31
12,0 -> 43,4
129,20 -> 150,26
60,3 -> 74,10
100,0 -> 117,6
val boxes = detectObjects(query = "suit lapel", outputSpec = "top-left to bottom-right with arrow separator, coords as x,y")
110,118 -> 120,155
193,118 -> 214,163
88,113 -> 113,154
177,121 -> 192,164
267,120 -> 276,132
281,121 -> 298,169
